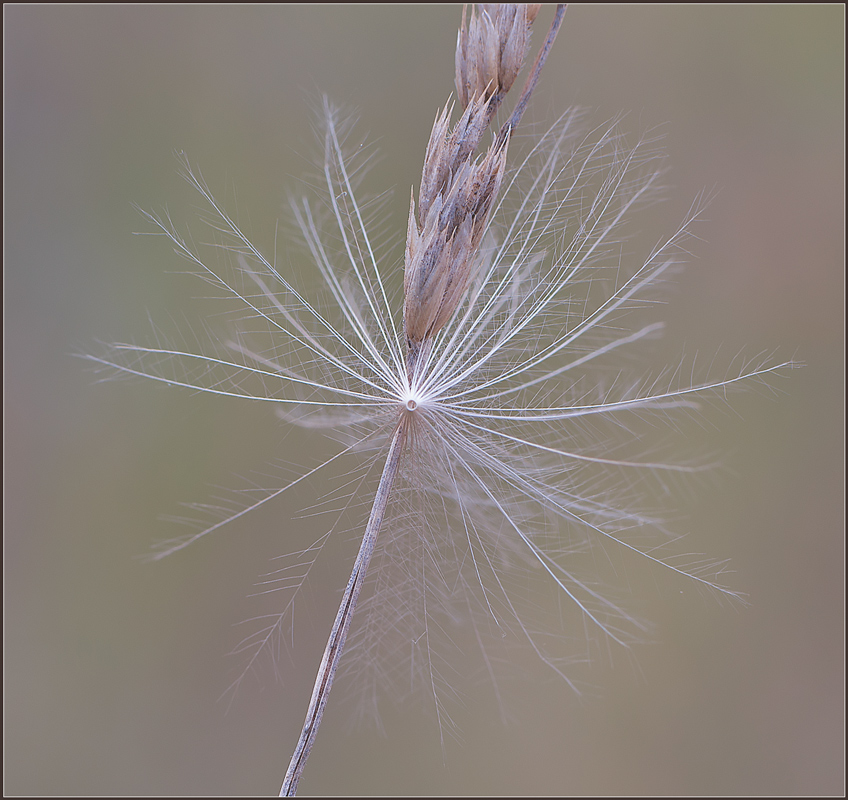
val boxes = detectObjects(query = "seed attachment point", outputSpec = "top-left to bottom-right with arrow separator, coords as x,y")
400,388 -> 424,412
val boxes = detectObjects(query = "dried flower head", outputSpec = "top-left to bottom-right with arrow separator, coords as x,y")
404,97 -> 508,368
405,3 -> 559,384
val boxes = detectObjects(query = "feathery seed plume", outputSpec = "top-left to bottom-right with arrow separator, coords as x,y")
83,3 -> 796,795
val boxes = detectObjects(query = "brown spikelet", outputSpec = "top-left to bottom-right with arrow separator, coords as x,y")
455,4 -> 540,110
403,132 -> 507,349
404,4 -> 558,378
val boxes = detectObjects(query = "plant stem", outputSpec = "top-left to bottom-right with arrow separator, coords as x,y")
280,417 -> 408,796
498,4 -> 567,143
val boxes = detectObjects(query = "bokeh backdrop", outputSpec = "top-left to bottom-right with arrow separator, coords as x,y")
5,5 -> 843,796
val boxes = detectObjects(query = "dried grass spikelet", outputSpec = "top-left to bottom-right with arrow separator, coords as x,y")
455,3 -> 541,109
404,4 -> 542,377
403,98 -> 507,359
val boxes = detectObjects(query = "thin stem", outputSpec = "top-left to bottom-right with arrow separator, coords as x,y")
280,417 -> 408,796
498,4 -> 567,144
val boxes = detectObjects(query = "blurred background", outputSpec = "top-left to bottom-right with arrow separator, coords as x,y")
4,5 -> 843,795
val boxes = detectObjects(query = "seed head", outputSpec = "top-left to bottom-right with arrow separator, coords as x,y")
405,3 -> 543,373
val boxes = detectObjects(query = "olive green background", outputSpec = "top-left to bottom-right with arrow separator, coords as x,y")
5,5 -> 843,795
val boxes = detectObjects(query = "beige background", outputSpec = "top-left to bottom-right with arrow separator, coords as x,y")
5,5 -> 843,795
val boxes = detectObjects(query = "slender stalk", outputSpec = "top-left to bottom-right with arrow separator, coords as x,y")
499,5 -> 567,142
280,417 -> 408,796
